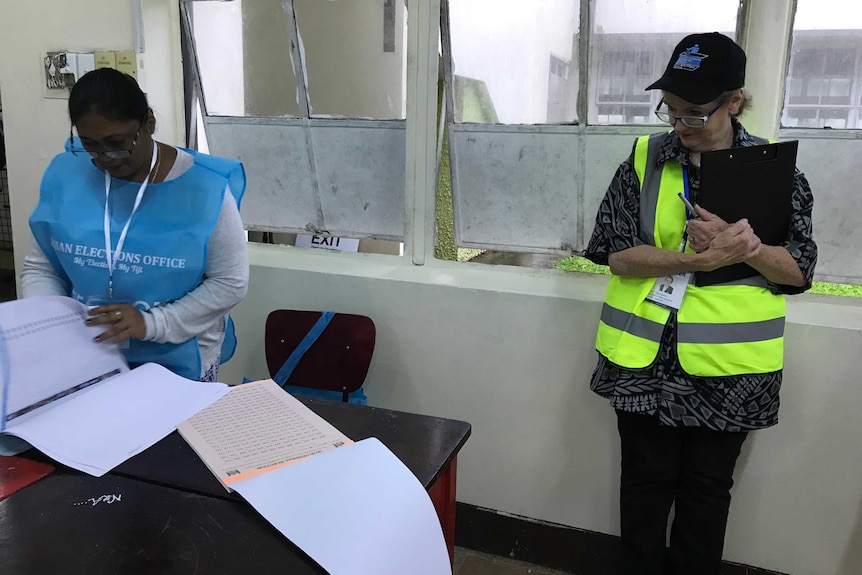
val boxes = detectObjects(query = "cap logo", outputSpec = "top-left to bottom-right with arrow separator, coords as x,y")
673,44 -> 708,71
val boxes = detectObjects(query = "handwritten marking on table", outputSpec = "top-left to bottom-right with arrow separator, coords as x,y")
74,494 -> 122,506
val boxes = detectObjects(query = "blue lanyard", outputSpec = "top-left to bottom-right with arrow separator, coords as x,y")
680,166 -> 692,248
682,166 -> 691,205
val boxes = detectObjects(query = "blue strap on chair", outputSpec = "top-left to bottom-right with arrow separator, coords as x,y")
245,310 -> 369,405
273,311 -> 335,386
277,310 -> 368,405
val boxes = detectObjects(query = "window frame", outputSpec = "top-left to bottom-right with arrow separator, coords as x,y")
176,0 -> 862,284
180,0 -> 411,245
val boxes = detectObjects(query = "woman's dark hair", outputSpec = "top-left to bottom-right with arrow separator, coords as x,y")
68,68 -> 149,126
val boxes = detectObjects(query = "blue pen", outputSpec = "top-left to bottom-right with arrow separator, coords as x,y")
678,166 -> 700,220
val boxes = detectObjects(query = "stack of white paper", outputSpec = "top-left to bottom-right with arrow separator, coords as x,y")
7,363 -> 229,476
0,296 -> 230,475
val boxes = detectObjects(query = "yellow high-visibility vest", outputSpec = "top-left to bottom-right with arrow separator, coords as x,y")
595,133 -> 786,377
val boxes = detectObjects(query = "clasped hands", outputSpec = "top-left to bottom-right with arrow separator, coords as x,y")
86,303 -> 147,344
686,205 -> 761,271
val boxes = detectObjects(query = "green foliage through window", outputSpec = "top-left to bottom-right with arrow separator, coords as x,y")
555,256 -> 862,298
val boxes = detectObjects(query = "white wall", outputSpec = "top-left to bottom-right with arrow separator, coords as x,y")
0,0 -> 183,277
3,2 -> 862,575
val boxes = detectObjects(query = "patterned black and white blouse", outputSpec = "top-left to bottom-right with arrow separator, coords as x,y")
585,121 -> 818,431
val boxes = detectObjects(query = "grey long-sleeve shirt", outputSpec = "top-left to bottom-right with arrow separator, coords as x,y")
21,148 -> 249,377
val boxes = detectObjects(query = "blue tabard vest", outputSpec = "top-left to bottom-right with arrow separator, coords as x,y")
29,143 -> 245,380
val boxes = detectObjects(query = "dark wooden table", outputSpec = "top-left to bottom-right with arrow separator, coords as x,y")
0,397 -> 471,575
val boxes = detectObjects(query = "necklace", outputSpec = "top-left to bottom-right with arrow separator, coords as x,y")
149,142 -> 162,183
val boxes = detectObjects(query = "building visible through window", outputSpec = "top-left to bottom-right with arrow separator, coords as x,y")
547,53 -> 573,123
783,33 -> 862,129
595,48 -> 654,124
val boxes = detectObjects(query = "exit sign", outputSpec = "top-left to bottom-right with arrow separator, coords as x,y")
295,235 -> 360,252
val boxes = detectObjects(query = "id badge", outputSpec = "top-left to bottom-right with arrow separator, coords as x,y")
645,272 -> 691,311
85,295 -> 131,351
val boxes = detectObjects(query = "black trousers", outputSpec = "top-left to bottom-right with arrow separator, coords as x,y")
616,410 -> 749,575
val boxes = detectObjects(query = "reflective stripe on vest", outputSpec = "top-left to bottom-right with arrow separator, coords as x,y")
595,133 -> 786,376
602,302 -> 785,344
600,303 -> 664,342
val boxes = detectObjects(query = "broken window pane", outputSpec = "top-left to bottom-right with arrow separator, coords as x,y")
447,0 -> 580,124
589,0 -> 739,125
191,0 -> 301,117
783,0 -> 862,129
294,0 -> 408,119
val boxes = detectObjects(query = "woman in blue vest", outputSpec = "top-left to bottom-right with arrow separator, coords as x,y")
586,33 -> 817,575
22,68 -> 249,382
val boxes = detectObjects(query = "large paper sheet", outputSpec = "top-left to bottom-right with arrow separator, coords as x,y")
0,296 -> 230,476
232,438 -> 451,575
5,363 -> 229,476
0,296 -> 129,426
178,379 -> 352,486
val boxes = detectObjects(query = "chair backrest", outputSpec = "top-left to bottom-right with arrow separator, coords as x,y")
264,310 -> 376,397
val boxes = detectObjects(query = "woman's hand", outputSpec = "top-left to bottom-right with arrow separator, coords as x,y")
699,219 -> 762,271
686,205 -> 729,253
87,303 -> 146,343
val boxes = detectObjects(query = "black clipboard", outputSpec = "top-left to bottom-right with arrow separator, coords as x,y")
695,140 -> 798,286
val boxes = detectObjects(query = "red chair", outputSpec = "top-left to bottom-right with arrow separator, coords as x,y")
264,310 -> 376,403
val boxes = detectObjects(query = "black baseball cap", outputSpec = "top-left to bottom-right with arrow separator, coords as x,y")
646,32 -> 746,105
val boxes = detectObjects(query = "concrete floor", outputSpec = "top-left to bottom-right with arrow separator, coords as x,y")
454,547 -> 573,575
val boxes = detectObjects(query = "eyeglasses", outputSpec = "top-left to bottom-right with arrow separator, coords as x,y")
654,99 -> 726,128
69,122 -> 143,160
74,129 -> 140,160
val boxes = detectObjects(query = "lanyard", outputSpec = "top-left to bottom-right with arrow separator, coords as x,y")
103,143 -> 158,298
682,166 -> 692,205
679,166 -> 692,251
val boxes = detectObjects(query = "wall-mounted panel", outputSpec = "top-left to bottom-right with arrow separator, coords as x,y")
206,120 -> 317,232
451,126 -> 580,253
310,122 -> 405,239
206,118 -> 406,239
792,135 -> 862,284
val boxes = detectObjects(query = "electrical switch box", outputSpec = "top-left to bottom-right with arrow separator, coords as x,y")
115,52 -> 137,80
95,51 -> 117,70
44,50 -> 142,99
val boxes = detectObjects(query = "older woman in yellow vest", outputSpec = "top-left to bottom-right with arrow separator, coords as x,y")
586,33 -> 817,575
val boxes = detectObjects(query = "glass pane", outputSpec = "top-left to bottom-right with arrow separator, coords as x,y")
448,0 -> 580,124
294,0 -> 408,119
783,0 -> 862,128
589,0 -> 740,125
191,0 -> 300,117
195,98 -> 209,154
